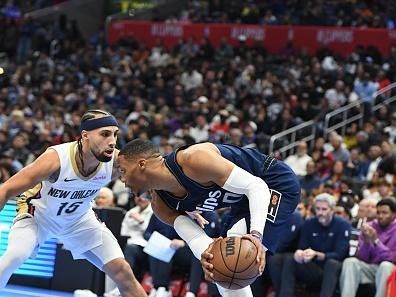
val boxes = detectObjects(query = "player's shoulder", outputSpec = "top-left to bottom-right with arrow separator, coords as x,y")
28,147 -> 61,177
40,147 -> 61,163
182,142 -> 219,157
177,143 -> 219,166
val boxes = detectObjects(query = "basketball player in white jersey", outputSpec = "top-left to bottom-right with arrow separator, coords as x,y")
0,110 -> 147,297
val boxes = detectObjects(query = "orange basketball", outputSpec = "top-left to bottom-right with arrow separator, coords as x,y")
209,237 -> 260,289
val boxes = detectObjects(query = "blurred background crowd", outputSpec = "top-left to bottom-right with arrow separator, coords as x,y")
167,0 -> 396,28
0,1 -> 395,297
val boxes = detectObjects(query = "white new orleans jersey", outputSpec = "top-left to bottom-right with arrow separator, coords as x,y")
16,141 -> 114,257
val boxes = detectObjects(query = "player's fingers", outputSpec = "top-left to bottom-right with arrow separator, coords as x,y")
258,253 -> 265,275
204,272 -> 215,283
197,218 -> 209,228
202,261 -> 213,270
201,251 -> 214,260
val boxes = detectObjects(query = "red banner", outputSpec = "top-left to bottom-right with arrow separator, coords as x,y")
107,21 -> 396,57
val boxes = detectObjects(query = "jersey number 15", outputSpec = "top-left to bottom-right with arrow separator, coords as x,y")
57,202 -> 83,216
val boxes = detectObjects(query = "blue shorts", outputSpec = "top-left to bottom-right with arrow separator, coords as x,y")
221,158 -> 301,254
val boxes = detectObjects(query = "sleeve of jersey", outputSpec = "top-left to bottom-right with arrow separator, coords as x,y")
222,165 -> 270,236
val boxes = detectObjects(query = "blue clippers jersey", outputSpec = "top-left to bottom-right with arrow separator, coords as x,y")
156,144 -> 287,214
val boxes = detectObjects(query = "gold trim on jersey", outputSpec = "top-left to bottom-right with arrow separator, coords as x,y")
16,183 -> 42,216
69,142 -> 103,181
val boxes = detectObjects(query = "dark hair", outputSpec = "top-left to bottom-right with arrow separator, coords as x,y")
119,139 -> 160,160
77,109 -> 112,168
377,198 -> 396,212
336,201 -> 352,219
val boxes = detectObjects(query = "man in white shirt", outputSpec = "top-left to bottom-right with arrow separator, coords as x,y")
325,80 -> 347,110
121,192 -> 153,281
189,114 -> 209,143
104,192 -> 153,297
284,141 -> 313,176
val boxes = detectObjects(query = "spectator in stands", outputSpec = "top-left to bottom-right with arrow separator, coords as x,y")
296,199 -> 310,220
273,108 -> 298,134
329,134 -> 350,164
354,72 -> 378,103
10,132 -> 30,166
384,112 -> 396,144
241,121 -> 257,147
227,128 -> 243,147
266,210 -> 304,297
321,160 -> 346,198
324,80 -> 347,110
143,215 -> 182,297
214,37 -> 233,65
334,202 -> 353,222
189,114 -> 209,143
344,148 -> 364,179
210,109 -> 230,136
340,198 -> 396,297
353,198 -> 378,229
284,141 -> 312,176
294,92 -> 318,122
121,192 -> 153,281
360,145 -> 383,181
143,211 -> 220,297
0,161 -> 11,183
94,187 -> 115,208
180,64 -> 203,93
376,178 -> 394,200
277,193 -> 351,297
316,151 -> 335,181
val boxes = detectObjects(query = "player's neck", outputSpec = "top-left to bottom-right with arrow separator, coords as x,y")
76,147 -> 100,177
155,162 -> 187,197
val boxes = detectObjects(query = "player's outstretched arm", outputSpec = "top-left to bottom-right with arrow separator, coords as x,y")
151,191 -> 214,260
0,149 -> 60,211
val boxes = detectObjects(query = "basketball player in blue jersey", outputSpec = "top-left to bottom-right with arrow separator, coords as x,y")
117,139 -> 301,297
0,110 -> 147,297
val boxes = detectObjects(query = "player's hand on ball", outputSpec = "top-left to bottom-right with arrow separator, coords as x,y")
242,233 -> 266,275
201,237 -> 222,283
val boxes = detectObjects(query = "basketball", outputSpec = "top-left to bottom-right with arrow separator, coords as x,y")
209,237 -> 260,289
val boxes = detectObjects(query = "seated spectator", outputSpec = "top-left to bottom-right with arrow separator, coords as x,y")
265,210 -> 304,297
376,178 -> 394,200
189,114 -> 209,143
277,193 -> 351,297
143,212 -> 220,297
296,199 -> 310,220
299,160 -> 322,196
324,80 -> 347,110
354,72 -> 378,104
316,152 -> 335,181
334,202 -> 353,222
340,198 -> 396,297
104,192 -> 153,297
360,145 -> 383,181
353,197 -> 378,228
94,187 -> 115,208
383,112 -> 396,144
321,160 -> 346,198
284,141 -> 312,176
329,134 -> 350,164
121,191 -> 153,281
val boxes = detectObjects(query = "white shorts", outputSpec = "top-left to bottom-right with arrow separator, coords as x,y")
13,212 -> 124,270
